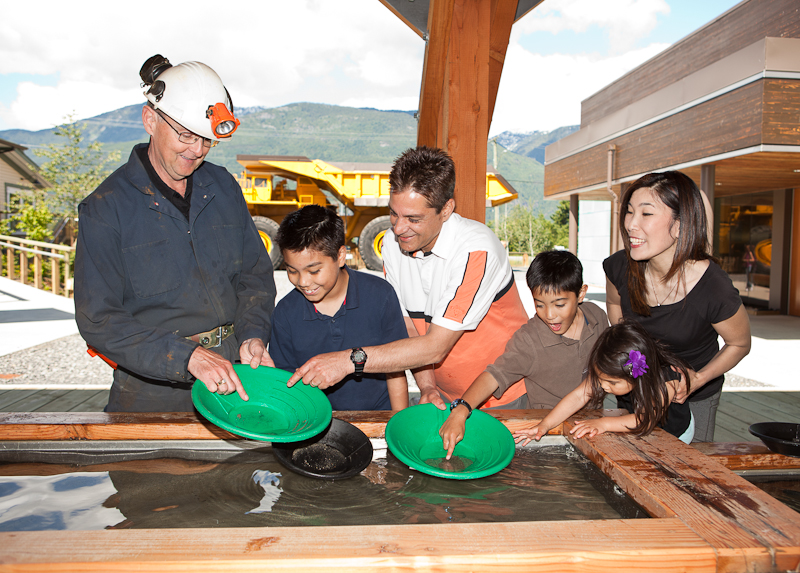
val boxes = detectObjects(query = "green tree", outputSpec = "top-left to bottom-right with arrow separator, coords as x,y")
7,201 -> 53,241
489,203 -> 569,254
25,113 -> 120,243
552,200 -> 570,226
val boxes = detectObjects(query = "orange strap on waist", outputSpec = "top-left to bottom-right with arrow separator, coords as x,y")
87,346 -> 118,370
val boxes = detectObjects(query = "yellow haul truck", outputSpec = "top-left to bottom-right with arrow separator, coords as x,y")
236,155 -> 518,270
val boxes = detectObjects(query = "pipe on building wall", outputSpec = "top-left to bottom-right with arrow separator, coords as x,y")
607,144 -> 619,254
569,194 -> 578,254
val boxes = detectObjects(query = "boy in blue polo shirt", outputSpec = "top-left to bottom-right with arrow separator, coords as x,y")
270,205 -> 409,411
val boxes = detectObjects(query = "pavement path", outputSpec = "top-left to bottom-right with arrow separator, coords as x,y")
1,273 -> 798,391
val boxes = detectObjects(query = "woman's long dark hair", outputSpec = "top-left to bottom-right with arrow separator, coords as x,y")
586,321 -> 690,436
619,171 -> 712,315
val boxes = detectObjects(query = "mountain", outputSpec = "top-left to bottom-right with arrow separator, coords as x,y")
0,103 -> 574,216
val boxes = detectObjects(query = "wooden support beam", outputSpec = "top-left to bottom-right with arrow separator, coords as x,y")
417,0 -> 518,223
487,0 -> 518,122
417,0 -> 454,149
447,0 -> 490,223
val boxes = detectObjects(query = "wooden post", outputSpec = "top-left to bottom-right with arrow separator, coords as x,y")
51,248 -> 60,295
34,253 -> 42,289
5,247 -> 13,280
20,251 -> 27,285
447,0 -> 490,223
64,254 -> 72,297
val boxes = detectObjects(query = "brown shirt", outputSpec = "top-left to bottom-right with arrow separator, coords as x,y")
487,301 -> 609,408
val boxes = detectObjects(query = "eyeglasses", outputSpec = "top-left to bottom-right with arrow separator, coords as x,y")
156,110 -> 218,148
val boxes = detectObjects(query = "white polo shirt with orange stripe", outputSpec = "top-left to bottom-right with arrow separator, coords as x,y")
382,213 -> 528,408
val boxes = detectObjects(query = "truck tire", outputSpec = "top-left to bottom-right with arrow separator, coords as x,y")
252,216 -> 284,269
359,216 -> 391,271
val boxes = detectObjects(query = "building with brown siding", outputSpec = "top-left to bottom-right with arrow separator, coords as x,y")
543,0 -> 800,316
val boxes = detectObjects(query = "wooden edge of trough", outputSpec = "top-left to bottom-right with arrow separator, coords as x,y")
0,410 -> 798,573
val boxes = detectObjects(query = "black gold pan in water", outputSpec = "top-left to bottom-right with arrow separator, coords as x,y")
749,422 -> 800,457
272,418 -> 373,480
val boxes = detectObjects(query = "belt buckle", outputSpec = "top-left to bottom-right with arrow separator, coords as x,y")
199,327 -> 220,349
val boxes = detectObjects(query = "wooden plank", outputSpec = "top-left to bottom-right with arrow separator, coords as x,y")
580,0 -> 800,126
693,442 -> 800,471
36,390 -> 109,413
714,409 -> 758,443
545,82 -> 766,197
0,390 -> 51,412
721,392 -> 800,423
565,420 -> 800,572
0,389 -> 69,412
712,425 -> 747,444
69,390 -> 110,412
0,518 -> 717,573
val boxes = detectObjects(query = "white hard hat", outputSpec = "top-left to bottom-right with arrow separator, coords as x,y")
140,55 -> 240,141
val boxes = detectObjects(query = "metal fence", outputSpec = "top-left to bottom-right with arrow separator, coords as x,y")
0,234 -> 74,296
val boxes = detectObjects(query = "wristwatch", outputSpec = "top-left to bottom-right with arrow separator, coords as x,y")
350,347 -> 367,380
450,398 -> 472,418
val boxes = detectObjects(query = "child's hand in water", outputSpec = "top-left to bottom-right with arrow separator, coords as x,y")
439,414 -> 467,460
513,425 -> 548,446
570,419 -> 609,439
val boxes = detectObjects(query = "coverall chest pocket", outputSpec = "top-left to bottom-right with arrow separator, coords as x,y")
214,223 -> 244,278
122,239 -> 182,298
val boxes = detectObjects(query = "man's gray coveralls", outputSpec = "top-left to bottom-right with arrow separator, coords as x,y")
75,143 -> 276,412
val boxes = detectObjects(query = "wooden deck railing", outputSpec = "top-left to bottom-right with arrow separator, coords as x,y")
0,234 -> 74,296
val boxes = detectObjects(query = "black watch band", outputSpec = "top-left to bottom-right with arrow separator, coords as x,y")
350,347 -> 367,379
450,398 -> 472,418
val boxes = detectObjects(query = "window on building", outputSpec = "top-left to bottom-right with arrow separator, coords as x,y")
715,191 -> 773,305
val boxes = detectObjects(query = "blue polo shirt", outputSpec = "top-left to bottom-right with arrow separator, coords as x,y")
269,268 -> 408,410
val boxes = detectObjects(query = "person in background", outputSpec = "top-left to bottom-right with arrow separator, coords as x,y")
75,55 -> 275,412
270,205 -> 408,411
603,171 -> 750,442
514,320 -> 695,445
742,245 -> 756,292
286,146 -> 529,412
439,250 -> 608,459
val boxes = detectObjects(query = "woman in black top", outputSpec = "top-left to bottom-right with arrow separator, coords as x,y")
603,171 -> 751,442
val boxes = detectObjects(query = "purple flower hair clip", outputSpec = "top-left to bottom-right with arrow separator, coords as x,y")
624,350 -> 649,379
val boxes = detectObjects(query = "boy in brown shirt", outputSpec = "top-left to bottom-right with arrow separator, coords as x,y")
439,250 -> 608,458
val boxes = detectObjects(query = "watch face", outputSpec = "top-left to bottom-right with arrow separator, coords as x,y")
352,349 -> 367,363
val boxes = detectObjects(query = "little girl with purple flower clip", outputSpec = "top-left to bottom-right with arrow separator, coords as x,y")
514,321 -> 695,445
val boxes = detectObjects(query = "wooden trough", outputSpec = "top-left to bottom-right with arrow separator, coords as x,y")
0,410 -> 799,573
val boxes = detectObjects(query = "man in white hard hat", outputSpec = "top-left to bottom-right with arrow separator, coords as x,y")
75,55 -> 276,412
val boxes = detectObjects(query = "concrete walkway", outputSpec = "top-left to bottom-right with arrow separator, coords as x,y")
1,273 -> 799,392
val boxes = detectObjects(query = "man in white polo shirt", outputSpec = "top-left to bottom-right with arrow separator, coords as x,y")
288,146 -> 528,411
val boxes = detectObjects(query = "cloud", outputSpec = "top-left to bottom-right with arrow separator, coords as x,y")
0,0 -> 423,130
516,0 -> 670,53
490,41 -> 670,135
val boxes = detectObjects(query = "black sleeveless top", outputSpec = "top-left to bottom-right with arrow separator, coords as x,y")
603,250 -> 742,401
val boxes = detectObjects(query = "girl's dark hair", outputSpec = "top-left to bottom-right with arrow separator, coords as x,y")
619,171 -> 712,315
526,250 -> 583,296
277,204 -> 344,260
389,146 -> 455,213
586,320 -> 690,436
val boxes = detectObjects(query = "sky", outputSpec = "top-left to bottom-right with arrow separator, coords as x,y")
0,0 -> 743,137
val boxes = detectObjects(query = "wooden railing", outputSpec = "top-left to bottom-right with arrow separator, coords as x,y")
0,234 -> 74,297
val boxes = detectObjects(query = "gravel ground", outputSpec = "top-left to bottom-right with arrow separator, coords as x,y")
0,334 -> 113,387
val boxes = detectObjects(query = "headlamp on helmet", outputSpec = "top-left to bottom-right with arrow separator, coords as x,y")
206,102 -> 240,137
